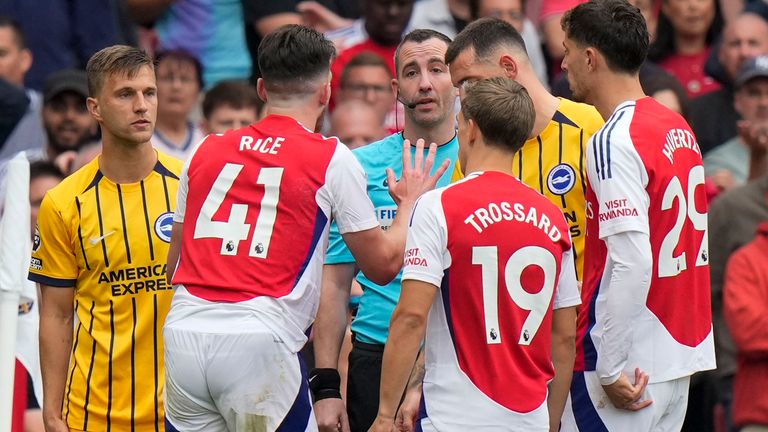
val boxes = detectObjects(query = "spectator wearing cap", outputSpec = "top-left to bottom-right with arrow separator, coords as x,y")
705,55 -> 768,191
39,69 -> 98,171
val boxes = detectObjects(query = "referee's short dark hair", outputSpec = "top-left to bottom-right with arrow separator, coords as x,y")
461,77 -> 534,154
258,25 -> 336,96
394,29 -> 452,76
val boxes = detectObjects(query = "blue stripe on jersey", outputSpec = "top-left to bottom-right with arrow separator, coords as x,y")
597,103 -> 634,180
571,372 -> 610,432
602,110 -> 627,180
592,128 -> 602,181
165,417 -> 180,432
583,281 -> 601,371
416,388 -> 428,432
276,356 -> 312,431
440,269 -> 456,348
293,207 -> 329,288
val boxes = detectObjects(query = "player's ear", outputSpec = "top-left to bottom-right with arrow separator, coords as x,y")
468,118 -> 479,146
499,54 -> 518,80
585,47 -> 598,72
87,97 -> 101,123
256,78 -> 268,103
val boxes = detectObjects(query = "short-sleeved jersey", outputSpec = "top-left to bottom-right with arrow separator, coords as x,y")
452,98 -> 603,281
403,171 -> 581,429
170,114 -> 378,352
325,132 -> 458,345
577,98 -> 716,382
29,152 -> 183,432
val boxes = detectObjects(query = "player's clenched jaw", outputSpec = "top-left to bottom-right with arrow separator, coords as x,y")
87,65 -> 158,147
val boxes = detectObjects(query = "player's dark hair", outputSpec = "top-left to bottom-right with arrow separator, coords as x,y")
461,77 -> 534,154
445,17 -> 527,66
30,160 -> 65,183
202,80 -> 259,119
0,16 -> 26,49
86,45 -> 155,97
257,24 -> 336,96
394,29 -> 452,75
561,0 -> 648,74
155,49 -> 205,89
341,52 -> 392,89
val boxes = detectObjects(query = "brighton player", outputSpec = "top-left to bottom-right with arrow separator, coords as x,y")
446,17 -> 604,283
162,25 -> 448,432
370,77 -> 580,432
559,1 -> 716,430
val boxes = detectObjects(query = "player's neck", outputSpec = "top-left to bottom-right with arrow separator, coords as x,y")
591,74 -> 645,120
402,119 -> 456,147
99,137 -> 158,184
525,79 -> 560,138
264,105 -> 321,133
463,145 -> 515,176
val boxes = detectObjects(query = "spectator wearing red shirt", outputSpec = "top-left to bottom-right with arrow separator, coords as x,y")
329,0 -> 414,107
648,0 -> 724,98
724,221 -> 768,431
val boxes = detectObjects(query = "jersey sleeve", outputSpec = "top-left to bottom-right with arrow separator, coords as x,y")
28,194 -> 77,287
402,192 -> 450,287
553,248 -> 581,309
323,143 -> 378,234
586,127 -> 650,238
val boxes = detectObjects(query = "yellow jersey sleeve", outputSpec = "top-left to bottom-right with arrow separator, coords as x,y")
451,159 -> 465,183
29,193 -> 77,287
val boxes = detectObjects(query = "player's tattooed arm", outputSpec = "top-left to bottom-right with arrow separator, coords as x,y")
396,349 -> 425,432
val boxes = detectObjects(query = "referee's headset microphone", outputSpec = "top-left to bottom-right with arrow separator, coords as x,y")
397,90 -> 418,109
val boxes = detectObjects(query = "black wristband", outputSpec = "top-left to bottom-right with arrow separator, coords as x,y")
308,368 -> 342,401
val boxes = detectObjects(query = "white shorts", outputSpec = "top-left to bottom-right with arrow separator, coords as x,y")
561,371 -> 690,432
163,326 -> 317,432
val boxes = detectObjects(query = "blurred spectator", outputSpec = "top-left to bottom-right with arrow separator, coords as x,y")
709,173 -> 768,432
70,141 -> 102,173
0,3 -> 130,91
38,70 -> 98,167
329,100 -> 388,149
328,0 -> 414,105
648,0 -> 724,98
705,55 -> 768,190
337,52 -> 396,130
0,17 -> 45,162
243,0 -> 359,80
475,0 -> 549,85
538,0 -> 586,71
689,12 -> 768,155
641,67 -> 690,117
151,50 -> 205,160
0,16 -> 31,88
724,221 -> 768,432
200,80 -> 260,134
407,0 -> 471,37
128,0 -> 251,87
